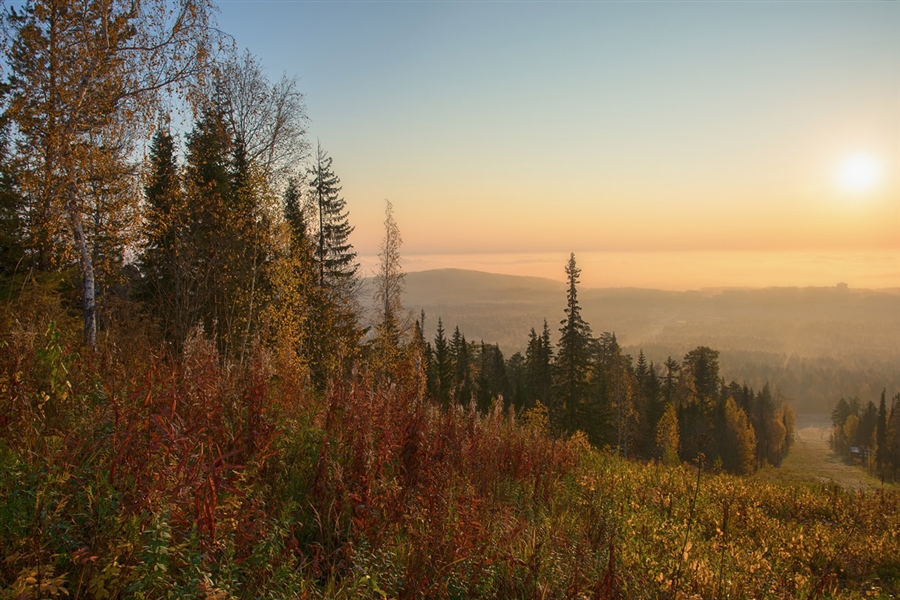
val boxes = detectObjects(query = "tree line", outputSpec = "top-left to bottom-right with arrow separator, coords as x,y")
831,390 -> 900,481
414,254 -> 795,475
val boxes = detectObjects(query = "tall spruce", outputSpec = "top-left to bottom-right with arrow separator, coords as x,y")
308,143 -> 357,290
476,342 -> 508,412
554,253 -> 593,427
141,127 -> 189,343
303,143 -> 361,381
183,103 -> 234,348
0,103 -> 24,276
525,320 -> 554,409
432,318 -> 452,407
877,389 -> 888,475
451,326 -> 472,403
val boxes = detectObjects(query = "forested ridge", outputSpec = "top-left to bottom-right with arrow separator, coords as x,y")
1,1 -> 899,597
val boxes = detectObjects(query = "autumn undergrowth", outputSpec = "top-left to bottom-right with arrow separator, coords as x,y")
1,299 -> 898,598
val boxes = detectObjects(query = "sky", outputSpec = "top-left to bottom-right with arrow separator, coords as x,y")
216,0 -> 899,289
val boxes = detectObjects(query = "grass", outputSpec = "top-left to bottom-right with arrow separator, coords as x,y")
2,314 -> 899,598
756,415 -> 896,492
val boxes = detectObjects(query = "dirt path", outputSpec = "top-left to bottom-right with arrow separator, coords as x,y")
763,418 -> 892,490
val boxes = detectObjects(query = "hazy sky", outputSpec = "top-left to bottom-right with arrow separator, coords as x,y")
217,1 -> 899,288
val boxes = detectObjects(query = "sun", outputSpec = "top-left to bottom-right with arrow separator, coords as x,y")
837,153 -> 881,193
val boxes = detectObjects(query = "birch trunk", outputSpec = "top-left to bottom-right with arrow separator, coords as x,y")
68,183 -> 97,349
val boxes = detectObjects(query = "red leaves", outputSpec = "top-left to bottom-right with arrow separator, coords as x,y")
104,349 -> 278,552
304,367 -> 580,596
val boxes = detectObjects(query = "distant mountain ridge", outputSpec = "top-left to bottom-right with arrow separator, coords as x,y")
360,268 -> 900,355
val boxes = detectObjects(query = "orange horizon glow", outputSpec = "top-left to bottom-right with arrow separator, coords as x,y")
356,249 -> 900,291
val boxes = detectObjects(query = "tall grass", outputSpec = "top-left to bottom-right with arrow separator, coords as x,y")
1,303 -> 898,598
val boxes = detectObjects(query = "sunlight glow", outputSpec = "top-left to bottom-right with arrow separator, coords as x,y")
837,154 -> 881,193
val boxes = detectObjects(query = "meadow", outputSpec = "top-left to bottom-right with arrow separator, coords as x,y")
1,296 -> 897,599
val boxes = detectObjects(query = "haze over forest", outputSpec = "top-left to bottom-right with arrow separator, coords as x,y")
362,268 -> 900,415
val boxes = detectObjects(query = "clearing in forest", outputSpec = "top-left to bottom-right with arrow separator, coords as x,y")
758,414 -> 895,491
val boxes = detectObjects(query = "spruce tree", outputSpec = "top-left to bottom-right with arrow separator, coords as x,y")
0,106 -> 24,276
308,143 -> 357,290
476,342 -> 508,412
183,103 -> 236,351
876,389 -> 888,476
432,318 -> 452,407
141,127 -> 187,343
451,326 -> 472,403
302,143 -> 362,379
525,327 -> 541,405
538,320 -> 554,403
663,357 -> 680,405
554,253 -> 593,428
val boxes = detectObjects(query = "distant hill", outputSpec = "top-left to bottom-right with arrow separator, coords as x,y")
363,268 -> 900,413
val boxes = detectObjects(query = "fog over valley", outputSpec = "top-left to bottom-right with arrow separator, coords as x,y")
360,268 -> 900,414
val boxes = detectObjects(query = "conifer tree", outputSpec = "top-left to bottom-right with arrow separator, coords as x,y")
305,143 -> 361,378
0,106 -> 24,276
525,323 -> 555,409
432,318 -> 452,407
308,143 -> 357,290
265,176 -> 317,374
525,327 -> 541,404
141,127 -> 189,343
476,342 -> 508,412
877,389 -> 888,476
886,394 -> 900,478
683,346 -> 721,402
635,350 -> 650,390
183,102 -> 235,350
663,356 -> 680,406
506,351 -> 527,411
534,321 -> 554,407
451,326 -> 472,403
645,360 -> 665,435
554,253 -> 593,427
414,310 -> 429,374
408,312 -> 429,394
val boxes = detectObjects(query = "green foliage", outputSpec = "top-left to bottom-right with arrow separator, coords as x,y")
554,253 -> 593,426
1,301 -> 898,599
308,143 -> 357,290
833,391 -> 900,482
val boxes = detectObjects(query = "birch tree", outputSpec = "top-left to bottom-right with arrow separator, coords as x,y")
3,0 -> 215,347
371,199 -> 405,376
